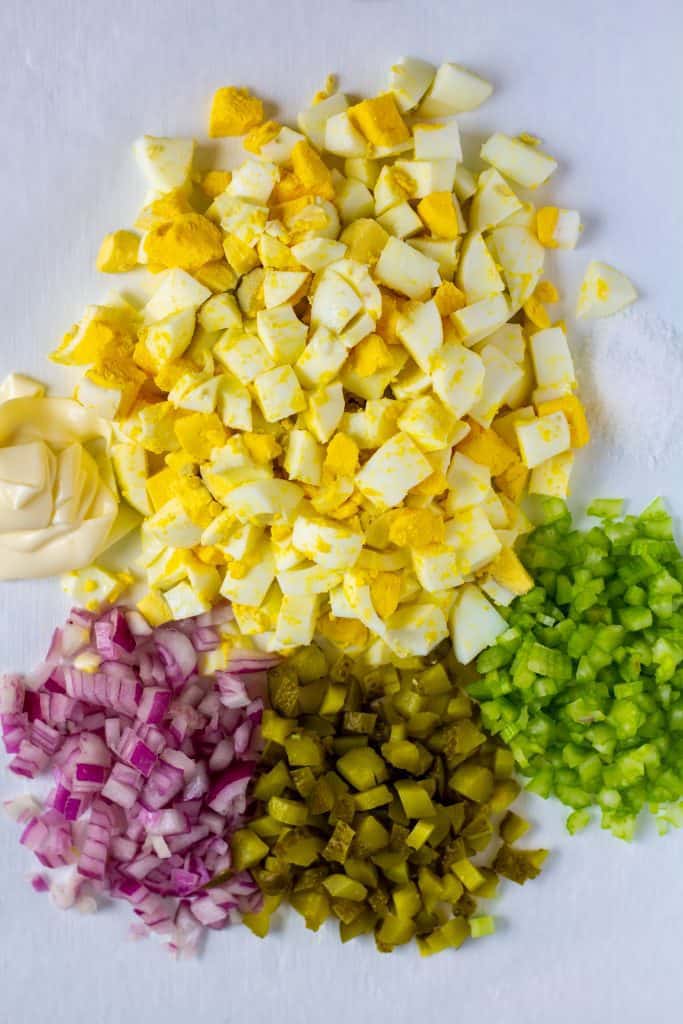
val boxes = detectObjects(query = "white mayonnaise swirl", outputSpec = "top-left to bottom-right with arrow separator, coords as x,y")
0,396 -> 117,578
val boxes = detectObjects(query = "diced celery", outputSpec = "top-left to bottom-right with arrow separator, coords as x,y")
619,607 -> 653,631
587,498 -> 624,519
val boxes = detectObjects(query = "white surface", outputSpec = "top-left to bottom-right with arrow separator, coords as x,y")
1,0 -> 682,1021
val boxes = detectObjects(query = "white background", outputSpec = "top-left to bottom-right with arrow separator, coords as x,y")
0,1 -> 682,1021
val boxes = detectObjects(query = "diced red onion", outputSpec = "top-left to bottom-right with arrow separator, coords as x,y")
0,601 -> 272,955
137,687 -> 172,725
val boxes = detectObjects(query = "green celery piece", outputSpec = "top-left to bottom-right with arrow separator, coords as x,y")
587,498 -> 624,519
566,809 -> 592,834
619,607 -> 653,631
527,643 -> 572,681
639,497 -> 670,522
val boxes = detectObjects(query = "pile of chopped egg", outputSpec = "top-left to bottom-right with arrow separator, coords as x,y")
54,59 -> 637,664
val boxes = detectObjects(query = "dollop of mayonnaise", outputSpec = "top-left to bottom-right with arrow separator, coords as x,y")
0,395 -> 118,578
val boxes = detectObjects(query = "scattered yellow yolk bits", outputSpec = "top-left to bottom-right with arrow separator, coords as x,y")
143,214 -> 224,271
417,193 -> 461,239
244,121 -> 282,154
434,282 -> 465,316
59,57 -> 607,662
96,230 -> 140,273
201,170 -> 232,198
290,141 -> 335,199
209,86 -> 264,137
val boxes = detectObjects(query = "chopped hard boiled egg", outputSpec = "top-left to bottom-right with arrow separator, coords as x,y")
60,57 -> 604,664
576,260 -> 638,319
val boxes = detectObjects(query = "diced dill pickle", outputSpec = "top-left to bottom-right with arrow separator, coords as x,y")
418,916 -> 470,956
339,909 -> 378,943
253,759 -> 292,801
392,882 -> 421,919
440,873 -> 464,904
470,915 -> 495,938
307,776 -> 335,815
274,830 -> 325,867
500,811 -> 530,843
417,867 -> 444,910
493,845 -> 548,884
372,850 -> 410,885
406,712 -> 440,738
290,766 -> 317,798
330,897 -> 365,925
462,810 -> 494,852
330,655 -> 354,683
452,858 -> 486,892
368,886 -> 390,914
249,640 -> 543,952
414,909 -> 441,936
352,815 -> 389,855
393,688 -> 423,719
344,858 -> 379,889
268,664 -> 300,717
337,747 -> 388,790
343,711 -> 377,734
231,828 -> 269,870
450,763 -> 494,803
298,679 -> 327,714
440,720 -> 486,765
330,794 -> 356,826
241,893 -> 283,938
475,868 -> 500,899
319,683 -> 347,715
261,710 -> 296,745
285,733 -> 324,768
249,815 -> 283,839
252,863 -> 291,895
371,665 -> 401,696
441,837 -> 467,870
394,780 -> 435,818
323,820 -> 355,863
354,784 -> 392,811
323,874 -> 368,901
293,866 -> 328,892
444,803 -> 466,834
446,691 -> 472,719
344,677 -> 363,711
376,914 -> 415,949
381,739 -> 421,772
494,747 -> 515,778
289,889 -> 330,931
388,797 -> 409,827
268,796 -> 310,826
288,645 -> 328,682
333,735 -> 369,755
487,778 -> 521,812
406,819 -> 435,849
416,663 -> 451,696
301,714 -> 335,737
389,823 -> 410,852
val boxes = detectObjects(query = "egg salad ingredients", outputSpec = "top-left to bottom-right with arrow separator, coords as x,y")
0,393 -> 118,578
472,497 -> 683,839
57,58 -> 602,663
237,643 -> 546,953
0,602 -> 269,955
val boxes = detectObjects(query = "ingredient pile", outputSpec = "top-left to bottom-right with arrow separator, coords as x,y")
0,55 -> 660,958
